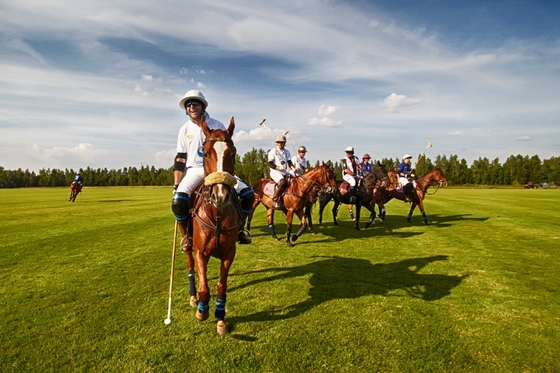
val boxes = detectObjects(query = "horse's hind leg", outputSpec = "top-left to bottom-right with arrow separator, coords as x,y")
305,203 -> 315,234
246,197 -> 261,234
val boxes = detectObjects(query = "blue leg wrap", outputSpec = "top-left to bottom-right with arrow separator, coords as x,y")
188,270 -> 196,296
198,299 -> 209,314
215,294 -> 226,320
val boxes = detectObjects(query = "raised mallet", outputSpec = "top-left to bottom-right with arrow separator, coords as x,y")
164,220 -> 179,325
414,140 -> 433,169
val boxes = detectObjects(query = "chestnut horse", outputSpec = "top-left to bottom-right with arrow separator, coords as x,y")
317,163 -> 389,230
186,116 -> 243,335
69,182 -> 82,202
246,163 -> 337,247
385,167 -> 448,224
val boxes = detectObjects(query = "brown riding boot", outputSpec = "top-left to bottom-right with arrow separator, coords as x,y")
272,178 -> 288,209
178,220 -> 193,252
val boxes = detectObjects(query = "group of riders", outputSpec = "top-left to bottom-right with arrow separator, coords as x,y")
167,90 -> 417,251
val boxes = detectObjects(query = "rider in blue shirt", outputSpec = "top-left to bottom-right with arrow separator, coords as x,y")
73,173 -> 83,186
359,154 -> 373,177
397,154 -> 415,202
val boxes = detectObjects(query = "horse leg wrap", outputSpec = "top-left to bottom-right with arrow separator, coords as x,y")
188,270 -> 196,296
268,224 -> 276,237
215,294 -> 226,320
198,298 -> 209,314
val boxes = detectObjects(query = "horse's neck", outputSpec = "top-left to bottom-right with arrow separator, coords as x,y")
296,168 -> 324,193
417,174 -> 434,191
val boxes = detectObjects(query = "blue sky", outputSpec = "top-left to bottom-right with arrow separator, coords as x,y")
1,0 -> 559,172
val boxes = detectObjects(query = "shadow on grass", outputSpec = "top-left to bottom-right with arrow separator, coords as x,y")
228,255 -> 468,333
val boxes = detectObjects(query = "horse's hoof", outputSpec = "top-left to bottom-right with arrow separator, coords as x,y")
217,320 -> 228,335
286,242 -> 294,247
189,296 -> 198,308
196,310 -> 209,321
292,234 -> 298,242
423,221 -> 430,225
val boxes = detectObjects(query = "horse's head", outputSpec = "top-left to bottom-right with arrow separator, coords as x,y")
387,168 -> 399,189
201,117 -> 237,207
431,168 -> 448,187
322,161 -> 338,191
373,162 -> 390,189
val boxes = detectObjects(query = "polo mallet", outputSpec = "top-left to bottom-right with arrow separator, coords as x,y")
284,130 -> 298,156
414,140 -> 432,169
259,119 -> 275,145
164,220 -> 179,325
260,119 -> 286,162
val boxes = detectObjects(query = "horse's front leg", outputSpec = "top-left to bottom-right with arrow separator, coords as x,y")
194,252 -> 211,321
285,209 -> 295,247
185,251 -> 198,307
291,210 -> 307,242
267,208 -> 278,240
215,255 -> 234,335
331,201 -> 340,226
417,199 -> 429,224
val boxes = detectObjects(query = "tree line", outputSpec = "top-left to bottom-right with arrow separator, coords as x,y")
1,151 -> 559,189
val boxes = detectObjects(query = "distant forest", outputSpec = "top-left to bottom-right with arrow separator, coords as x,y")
1,149 -> 559,188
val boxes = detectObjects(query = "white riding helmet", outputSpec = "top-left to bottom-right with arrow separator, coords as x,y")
345,146 -> 354,153
179,90 -> 208,110
275,135 -> 286,143
403,154 -> 413,160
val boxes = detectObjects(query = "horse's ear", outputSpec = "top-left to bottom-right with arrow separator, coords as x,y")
227,117 -> 235,138
200,116 -> 210,136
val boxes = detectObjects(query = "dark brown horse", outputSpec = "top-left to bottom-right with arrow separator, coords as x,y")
385,167 -> 448,224
247,163 -> 337,247
317,163 -> 389,230
185,116 -> 242,335
69,182 -> 82,202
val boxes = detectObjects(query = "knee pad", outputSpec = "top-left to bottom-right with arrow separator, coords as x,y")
238,187 -> 255,215
172,192 -> 190,221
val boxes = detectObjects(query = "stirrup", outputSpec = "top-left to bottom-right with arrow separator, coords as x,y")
181,236 -> 193,253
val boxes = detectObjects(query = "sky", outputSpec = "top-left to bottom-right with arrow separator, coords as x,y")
1,0 -> 559,172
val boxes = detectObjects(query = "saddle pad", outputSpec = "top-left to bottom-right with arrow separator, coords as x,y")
339,182 -> 350,195
264,181 -> 276,197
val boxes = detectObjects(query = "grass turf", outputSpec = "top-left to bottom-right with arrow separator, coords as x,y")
1,187 -> 559,372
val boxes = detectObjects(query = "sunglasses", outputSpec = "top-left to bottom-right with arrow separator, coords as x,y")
185,101 -> 201,108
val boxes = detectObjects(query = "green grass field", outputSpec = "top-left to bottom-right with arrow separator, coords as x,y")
1,187 -> 559,372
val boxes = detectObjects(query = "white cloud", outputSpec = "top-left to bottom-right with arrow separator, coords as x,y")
446,131 -> 462,136
307,117 -> 341,127
514,136 -> 531,141
382,93 -> 421,112
318,105 -> 340,116
42,143 -> 109,159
